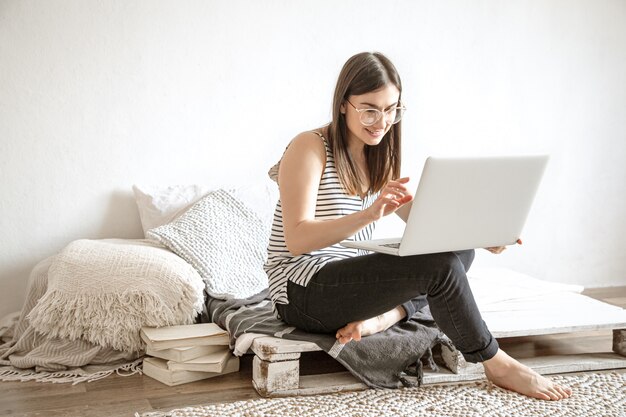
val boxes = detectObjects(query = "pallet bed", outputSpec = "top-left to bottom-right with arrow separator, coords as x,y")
251,285 -> 626,397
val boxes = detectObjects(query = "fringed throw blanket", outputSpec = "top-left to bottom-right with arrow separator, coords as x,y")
0,256 -> 142,383
1,239 -> 205,384
28,239 -> 205,352
205,290 -> 450,388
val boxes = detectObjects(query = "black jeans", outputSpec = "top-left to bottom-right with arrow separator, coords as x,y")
276,249 -> 499,363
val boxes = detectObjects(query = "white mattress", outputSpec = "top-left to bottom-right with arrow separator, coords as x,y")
468,267 -> 626,337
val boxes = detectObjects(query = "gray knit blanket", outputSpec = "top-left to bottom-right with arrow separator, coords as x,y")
204,290 -> 450,389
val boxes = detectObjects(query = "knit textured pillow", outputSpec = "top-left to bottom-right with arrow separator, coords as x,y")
147,189 -> 269,300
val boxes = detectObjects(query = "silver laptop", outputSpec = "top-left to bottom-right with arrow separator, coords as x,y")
340,155 -> 549,256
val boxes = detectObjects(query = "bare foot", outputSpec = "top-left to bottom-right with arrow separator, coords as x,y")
335,317 -> 383,344
335,306 -> 406,344
483,349 -> 573,400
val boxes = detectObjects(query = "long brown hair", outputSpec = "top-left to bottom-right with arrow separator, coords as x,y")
327,52 -> 402,196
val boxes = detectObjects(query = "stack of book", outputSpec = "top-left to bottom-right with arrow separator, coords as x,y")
140,322 -> 239,386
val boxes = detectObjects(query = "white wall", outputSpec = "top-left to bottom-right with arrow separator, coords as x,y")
1,0 -> 625,317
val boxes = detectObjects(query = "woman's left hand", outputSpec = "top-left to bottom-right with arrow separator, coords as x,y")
485,238 -> 522,254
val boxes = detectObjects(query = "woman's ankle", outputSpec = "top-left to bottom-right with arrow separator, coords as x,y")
483,349 -> 516,376
379,305 -> 407,331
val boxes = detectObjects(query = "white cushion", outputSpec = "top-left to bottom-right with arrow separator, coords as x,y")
147,189 -> 270,300
133,178 -> 278,237
132,184 -> 214,236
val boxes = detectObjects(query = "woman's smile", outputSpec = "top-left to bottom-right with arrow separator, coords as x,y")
365,127 -> 385,139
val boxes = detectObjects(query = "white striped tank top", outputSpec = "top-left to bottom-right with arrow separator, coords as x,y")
264,131 -> 378,316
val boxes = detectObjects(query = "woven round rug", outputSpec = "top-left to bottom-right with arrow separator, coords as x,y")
136,372 -> 625,417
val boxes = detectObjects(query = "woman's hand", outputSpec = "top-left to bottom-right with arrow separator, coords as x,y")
366,177 -> 413,221
485,238 -> 523,254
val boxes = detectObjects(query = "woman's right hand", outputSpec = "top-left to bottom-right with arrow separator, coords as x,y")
366,177 -> 413,221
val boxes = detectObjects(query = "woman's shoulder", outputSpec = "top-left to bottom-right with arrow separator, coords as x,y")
292,128 -> 327,143
287,130 -> 327,157
270,130 -> 328,182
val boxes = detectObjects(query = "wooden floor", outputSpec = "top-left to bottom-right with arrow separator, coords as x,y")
1,287 -> 625,417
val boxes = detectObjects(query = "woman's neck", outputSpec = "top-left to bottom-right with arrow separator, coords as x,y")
346,134 -> 366,162
345,135 -> 369,197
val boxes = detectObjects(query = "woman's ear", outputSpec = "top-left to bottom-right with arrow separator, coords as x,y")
340,102 -> 346,114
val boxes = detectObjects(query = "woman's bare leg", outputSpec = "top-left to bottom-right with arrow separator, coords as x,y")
483,349 -> 573,400
335,305 -> 406,344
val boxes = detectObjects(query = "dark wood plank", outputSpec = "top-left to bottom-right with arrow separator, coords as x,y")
0,380 -> 85,402
9,399 -> 152,417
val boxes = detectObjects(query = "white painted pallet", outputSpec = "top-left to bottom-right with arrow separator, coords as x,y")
251,291 -> 626,397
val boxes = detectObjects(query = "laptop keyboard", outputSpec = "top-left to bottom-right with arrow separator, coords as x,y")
380,243 -> 401,249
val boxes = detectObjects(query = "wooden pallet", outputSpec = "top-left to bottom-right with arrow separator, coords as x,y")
251,329 -> 626,397
251,292 -> 626,397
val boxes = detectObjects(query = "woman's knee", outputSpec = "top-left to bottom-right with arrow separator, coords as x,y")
426,252 -> 469,294
454,249 -> 475,272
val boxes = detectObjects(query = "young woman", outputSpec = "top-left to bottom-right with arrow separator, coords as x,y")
264,52 -> 572,401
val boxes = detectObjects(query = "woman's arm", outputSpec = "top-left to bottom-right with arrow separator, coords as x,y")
279,132 -> 412,256
279,132 -> 376,256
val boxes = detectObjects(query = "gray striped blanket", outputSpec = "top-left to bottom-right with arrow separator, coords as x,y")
204,290 -> 450,388
0,256 -> 142,384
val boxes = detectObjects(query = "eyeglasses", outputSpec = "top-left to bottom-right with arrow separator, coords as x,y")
346,100 -> 406,126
